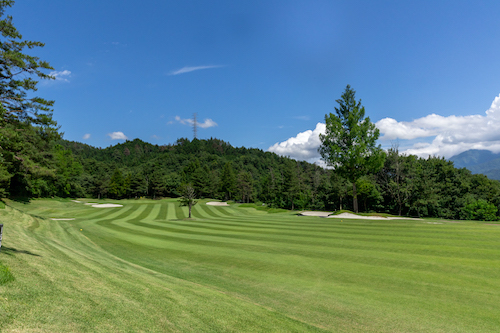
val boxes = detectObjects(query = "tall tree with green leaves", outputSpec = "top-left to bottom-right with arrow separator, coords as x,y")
319,85 -> 385,213
220,162 -> 237,200
0,0 -> 59,196
108,169 -> 125,198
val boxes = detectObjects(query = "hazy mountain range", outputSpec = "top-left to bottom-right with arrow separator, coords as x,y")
449,150 -> 500,180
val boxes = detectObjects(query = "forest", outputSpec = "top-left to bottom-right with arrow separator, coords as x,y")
2,135 -> 499,220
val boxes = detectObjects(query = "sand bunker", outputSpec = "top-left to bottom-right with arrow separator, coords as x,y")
206,202 -> 229,206
328,212 -> 420,220
50,218 -> 75,221
299,211 -> 420,220
91,204 -> 123,208
71,200 -> 82,203
298,211 -> 332,217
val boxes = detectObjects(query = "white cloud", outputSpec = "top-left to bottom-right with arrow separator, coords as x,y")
108,131 -> 128,140
376,93 -> 500,158
50,70 -> 71,82
268,123 -> 325,161
169,65 -> 224,75
198,118 -> 218,128
83,133 -> 91,140
267,92 -> 500,162
173,115 -> 218,128
151,135 -> 160,140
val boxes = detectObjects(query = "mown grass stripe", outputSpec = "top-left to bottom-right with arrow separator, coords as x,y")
155,203 -> 168,221
175,204 -> 187,219
85,204 -> 135,222
88,221 -> 500,296
74,206 -> 128,219
96,205 -> 147,228
199,204 -> 221,218
191,204 -> 212,219
6,198 -> 500,333
213,205 -> 238,216
141,204 -> 161,222
204,204 -> 233,218
135,204 -> 154,221
166,202 -> 177,220
109,216 -> 500,268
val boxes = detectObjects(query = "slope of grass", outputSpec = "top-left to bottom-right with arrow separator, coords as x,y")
1,198 -> 500,332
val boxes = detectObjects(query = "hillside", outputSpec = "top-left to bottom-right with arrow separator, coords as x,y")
3,136 -> 500,220
450,149 -> 500,180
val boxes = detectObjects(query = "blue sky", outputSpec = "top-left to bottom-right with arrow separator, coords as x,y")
10,0 -> 500,162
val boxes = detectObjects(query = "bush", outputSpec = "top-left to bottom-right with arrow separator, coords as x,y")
462,199 -> 498,221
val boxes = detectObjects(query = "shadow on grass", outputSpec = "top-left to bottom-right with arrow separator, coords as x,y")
10,196 -> 31,204
0,246 -> 41,257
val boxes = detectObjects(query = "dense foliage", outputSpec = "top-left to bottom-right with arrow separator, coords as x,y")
4,137 -> 486,221
0,0 -> 60,197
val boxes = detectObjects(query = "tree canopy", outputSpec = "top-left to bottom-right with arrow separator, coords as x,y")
0,0 -> 59,196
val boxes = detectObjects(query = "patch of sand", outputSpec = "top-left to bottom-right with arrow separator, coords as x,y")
50,218 -> 75,221
206,202 -> 229,206
91,204 -> 123,208
71,200 -> 82,203
84,203 -> 97,205
327,212 -> 421,220
299,211 -> 332,217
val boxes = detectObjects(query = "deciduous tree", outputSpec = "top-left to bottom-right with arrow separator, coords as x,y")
178,184 -> 197,218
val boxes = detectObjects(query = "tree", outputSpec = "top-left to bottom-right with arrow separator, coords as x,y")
237,170 -> 253,203
319,85 -> 385,213
108,169 -> 125,198
380,146 -> 416,216
220,162 -> 236,200
0,0 -> 59,197
462,199 -> 498,221
178,184 -> 197,218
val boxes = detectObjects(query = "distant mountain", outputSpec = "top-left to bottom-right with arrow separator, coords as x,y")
449,149 -> 500,180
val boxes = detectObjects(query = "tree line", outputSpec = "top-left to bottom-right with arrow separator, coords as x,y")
3,135 -> 499,220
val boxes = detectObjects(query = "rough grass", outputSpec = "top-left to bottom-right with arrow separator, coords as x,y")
1,198 -> 500,332
0,263 -> 14,285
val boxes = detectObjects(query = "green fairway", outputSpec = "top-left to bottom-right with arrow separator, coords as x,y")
1,199 -> 500,332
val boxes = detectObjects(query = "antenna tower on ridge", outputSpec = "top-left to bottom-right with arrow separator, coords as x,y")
193,113 -> 198,139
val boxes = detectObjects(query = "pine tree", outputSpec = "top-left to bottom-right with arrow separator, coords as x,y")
319,85 -> 385,213
0,0 -> 59,196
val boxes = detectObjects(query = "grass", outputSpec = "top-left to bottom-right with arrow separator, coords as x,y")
1,198 -> 500,332
0,263 -> 14,285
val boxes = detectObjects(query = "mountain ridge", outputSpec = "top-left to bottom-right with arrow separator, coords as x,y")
449,149 -> 500,180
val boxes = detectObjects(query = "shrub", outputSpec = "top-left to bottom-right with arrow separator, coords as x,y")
462,199 -> 498,221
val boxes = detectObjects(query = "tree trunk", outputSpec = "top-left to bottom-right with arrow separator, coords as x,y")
188,203 -> 192,218
352,182 -> 358,213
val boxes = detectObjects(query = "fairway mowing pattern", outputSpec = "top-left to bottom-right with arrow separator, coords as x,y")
4,199 -> 500,332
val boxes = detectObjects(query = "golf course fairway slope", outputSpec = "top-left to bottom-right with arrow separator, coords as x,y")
1,198 -> 499,332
